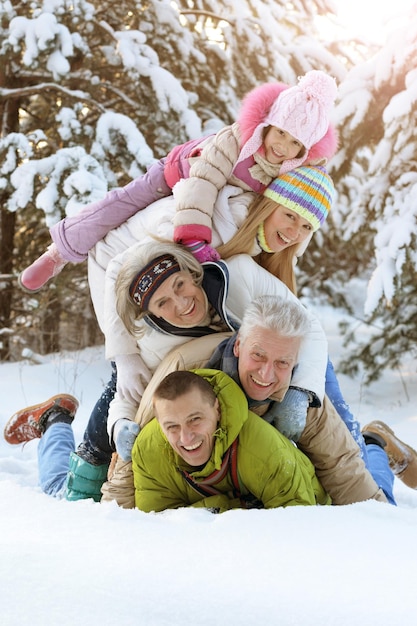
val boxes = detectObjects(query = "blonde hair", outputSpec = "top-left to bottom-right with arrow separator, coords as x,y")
216,195 -> 299,294
115,241 -> 204,338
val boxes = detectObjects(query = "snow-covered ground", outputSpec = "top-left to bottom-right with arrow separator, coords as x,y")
1,303 -> 416,626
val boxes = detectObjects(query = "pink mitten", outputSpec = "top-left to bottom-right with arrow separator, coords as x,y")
185,240 -> 220,263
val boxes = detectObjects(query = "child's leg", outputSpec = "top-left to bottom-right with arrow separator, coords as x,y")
51,158 -> 170,262
19,159 -> 171,291
37,422 -> 75,497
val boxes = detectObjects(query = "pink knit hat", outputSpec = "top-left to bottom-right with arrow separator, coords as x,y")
236,71 -> 338,174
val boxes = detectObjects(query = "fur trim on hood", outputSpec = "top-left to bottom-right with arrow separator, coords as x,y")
237,81 -> 338,164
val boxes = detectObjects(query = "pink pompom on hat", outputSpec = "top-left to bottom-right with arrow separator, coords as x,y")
236,70 -> 338,174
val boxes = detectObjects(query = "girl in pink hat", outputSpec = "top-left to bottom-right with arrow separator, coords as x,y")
20,70 -> 338,292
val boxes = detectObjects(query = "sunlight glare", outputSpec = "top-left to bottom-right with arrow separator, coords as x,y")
319,0 -> 416,43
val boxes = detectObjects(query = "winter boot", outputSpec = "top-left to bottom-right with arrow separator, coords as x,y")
362,420 -> 417,489
65,452 -> 109,502
19,243 -> 67,292
4,394 -> 79,445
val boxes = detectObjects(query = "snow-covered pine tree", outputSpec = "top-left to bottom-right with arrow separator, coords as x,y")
311,5 -> 417,381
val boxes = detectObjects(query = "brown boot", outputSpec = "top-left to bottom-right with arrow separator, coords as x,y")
362,420 -> 417,489
4,394 -> 79,445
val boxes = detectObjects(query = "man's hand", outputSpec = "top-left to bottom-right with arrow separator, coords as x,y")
271,388 -> 310,442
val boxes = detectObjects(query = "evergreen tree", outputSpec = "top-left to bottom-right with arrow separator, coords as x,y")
312,6 -> 417,381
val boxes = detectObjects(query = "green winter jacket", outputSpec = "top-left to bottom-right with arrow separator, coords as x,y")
131,369 -> 331,513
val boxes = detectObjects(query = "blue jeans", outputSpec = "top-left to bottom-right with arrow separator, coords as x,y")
325,360 -> 368,460
367,444 -> 396,505
37,364 -> 117,497
38,423 -> 74,497
325,359 -> 396,505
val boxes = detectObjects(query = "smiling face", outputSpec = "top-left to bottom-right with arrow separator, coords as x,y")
263,204 -> 313,252
155,388 -> 220,466
148,271 -> 208,327
234,326 -> 300,401
263,126 -> 305,164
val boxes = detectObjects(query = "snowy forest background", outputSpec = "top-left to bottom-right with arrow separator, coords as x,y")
1,0 -> 417,384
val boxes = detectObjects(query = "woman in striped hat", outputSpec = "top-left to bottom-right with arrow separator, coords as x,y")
217,165 -> 334,294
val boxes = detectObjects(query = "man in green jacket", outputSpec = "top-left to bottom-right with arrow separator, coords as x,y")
132,369 -> 330,513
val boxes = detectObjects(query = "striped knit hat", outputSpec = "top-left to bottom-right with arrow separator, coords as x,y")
263,166 -> 335,231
